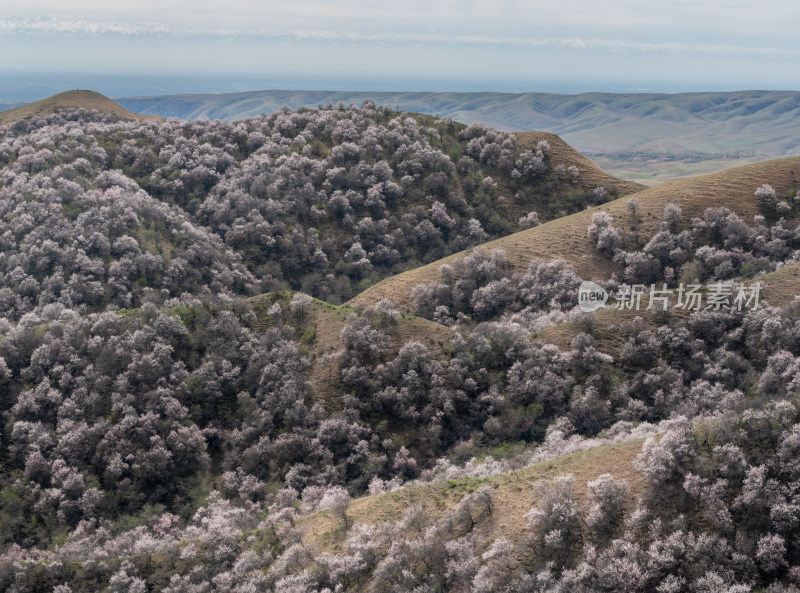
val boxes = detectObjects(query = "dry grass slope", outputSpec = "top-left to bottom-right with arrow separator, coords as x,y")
516,131 -> 645,196
350,156 -> 800,312
0,90 -> 163,124
483,130 -> 645,224
298,437 -> 647,555
758,260 -> 800,309
536,255 -> 800,354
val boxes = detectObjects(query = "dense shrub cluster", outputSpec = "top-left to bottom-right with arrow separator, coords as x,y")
0,104 -> 611,310
0,160 -> 254,321
9,405 -> 800,592
588,196 -> 800,285
411,248 -> 583,327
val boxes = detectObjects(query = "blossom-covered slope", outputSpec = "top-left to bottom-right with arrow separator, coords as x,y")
2,95 -> 800,593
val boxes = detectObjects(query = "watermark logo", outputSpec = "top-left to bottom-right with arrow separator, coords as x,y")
577,281 -> 763,313
578,281 -> 608,312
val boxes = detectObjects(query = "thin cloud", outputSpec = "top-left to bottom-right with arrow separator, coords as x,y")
1,16 -> 798,58
0,16 -> 172,35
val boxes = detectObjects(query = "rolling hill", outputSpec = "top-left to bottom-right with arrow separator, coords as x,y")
349,156 -> 800,312
114,89 -> 800,157
2,91 -> 647,307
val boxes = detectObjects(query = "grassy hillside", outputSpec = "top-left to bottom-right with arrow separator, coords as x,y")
0,89 -> 162,123
298,436 -> 647,553
349,156 -> 800,312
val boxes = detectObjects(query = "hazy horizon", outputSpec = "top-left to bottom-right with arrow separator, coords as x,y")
2,1 -> 799,103
1,72 -> 798,106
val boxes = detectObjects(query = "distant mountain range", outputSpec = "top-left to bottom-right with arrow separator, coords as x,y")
114,89 -> 800,156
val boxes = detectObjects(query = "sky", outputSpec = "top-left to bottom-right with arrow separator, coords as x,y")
1,1 -> 799,100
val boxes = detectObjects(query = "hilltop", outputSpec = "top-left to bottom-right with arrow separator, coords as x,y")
0,89 -> 162,124
515,131 -> 643,195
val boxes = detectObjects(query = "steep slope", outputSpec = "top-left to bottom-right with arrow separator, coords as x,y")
349,156 -> 800,312
515,131 -> 643,195
0,90 -> 162,123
